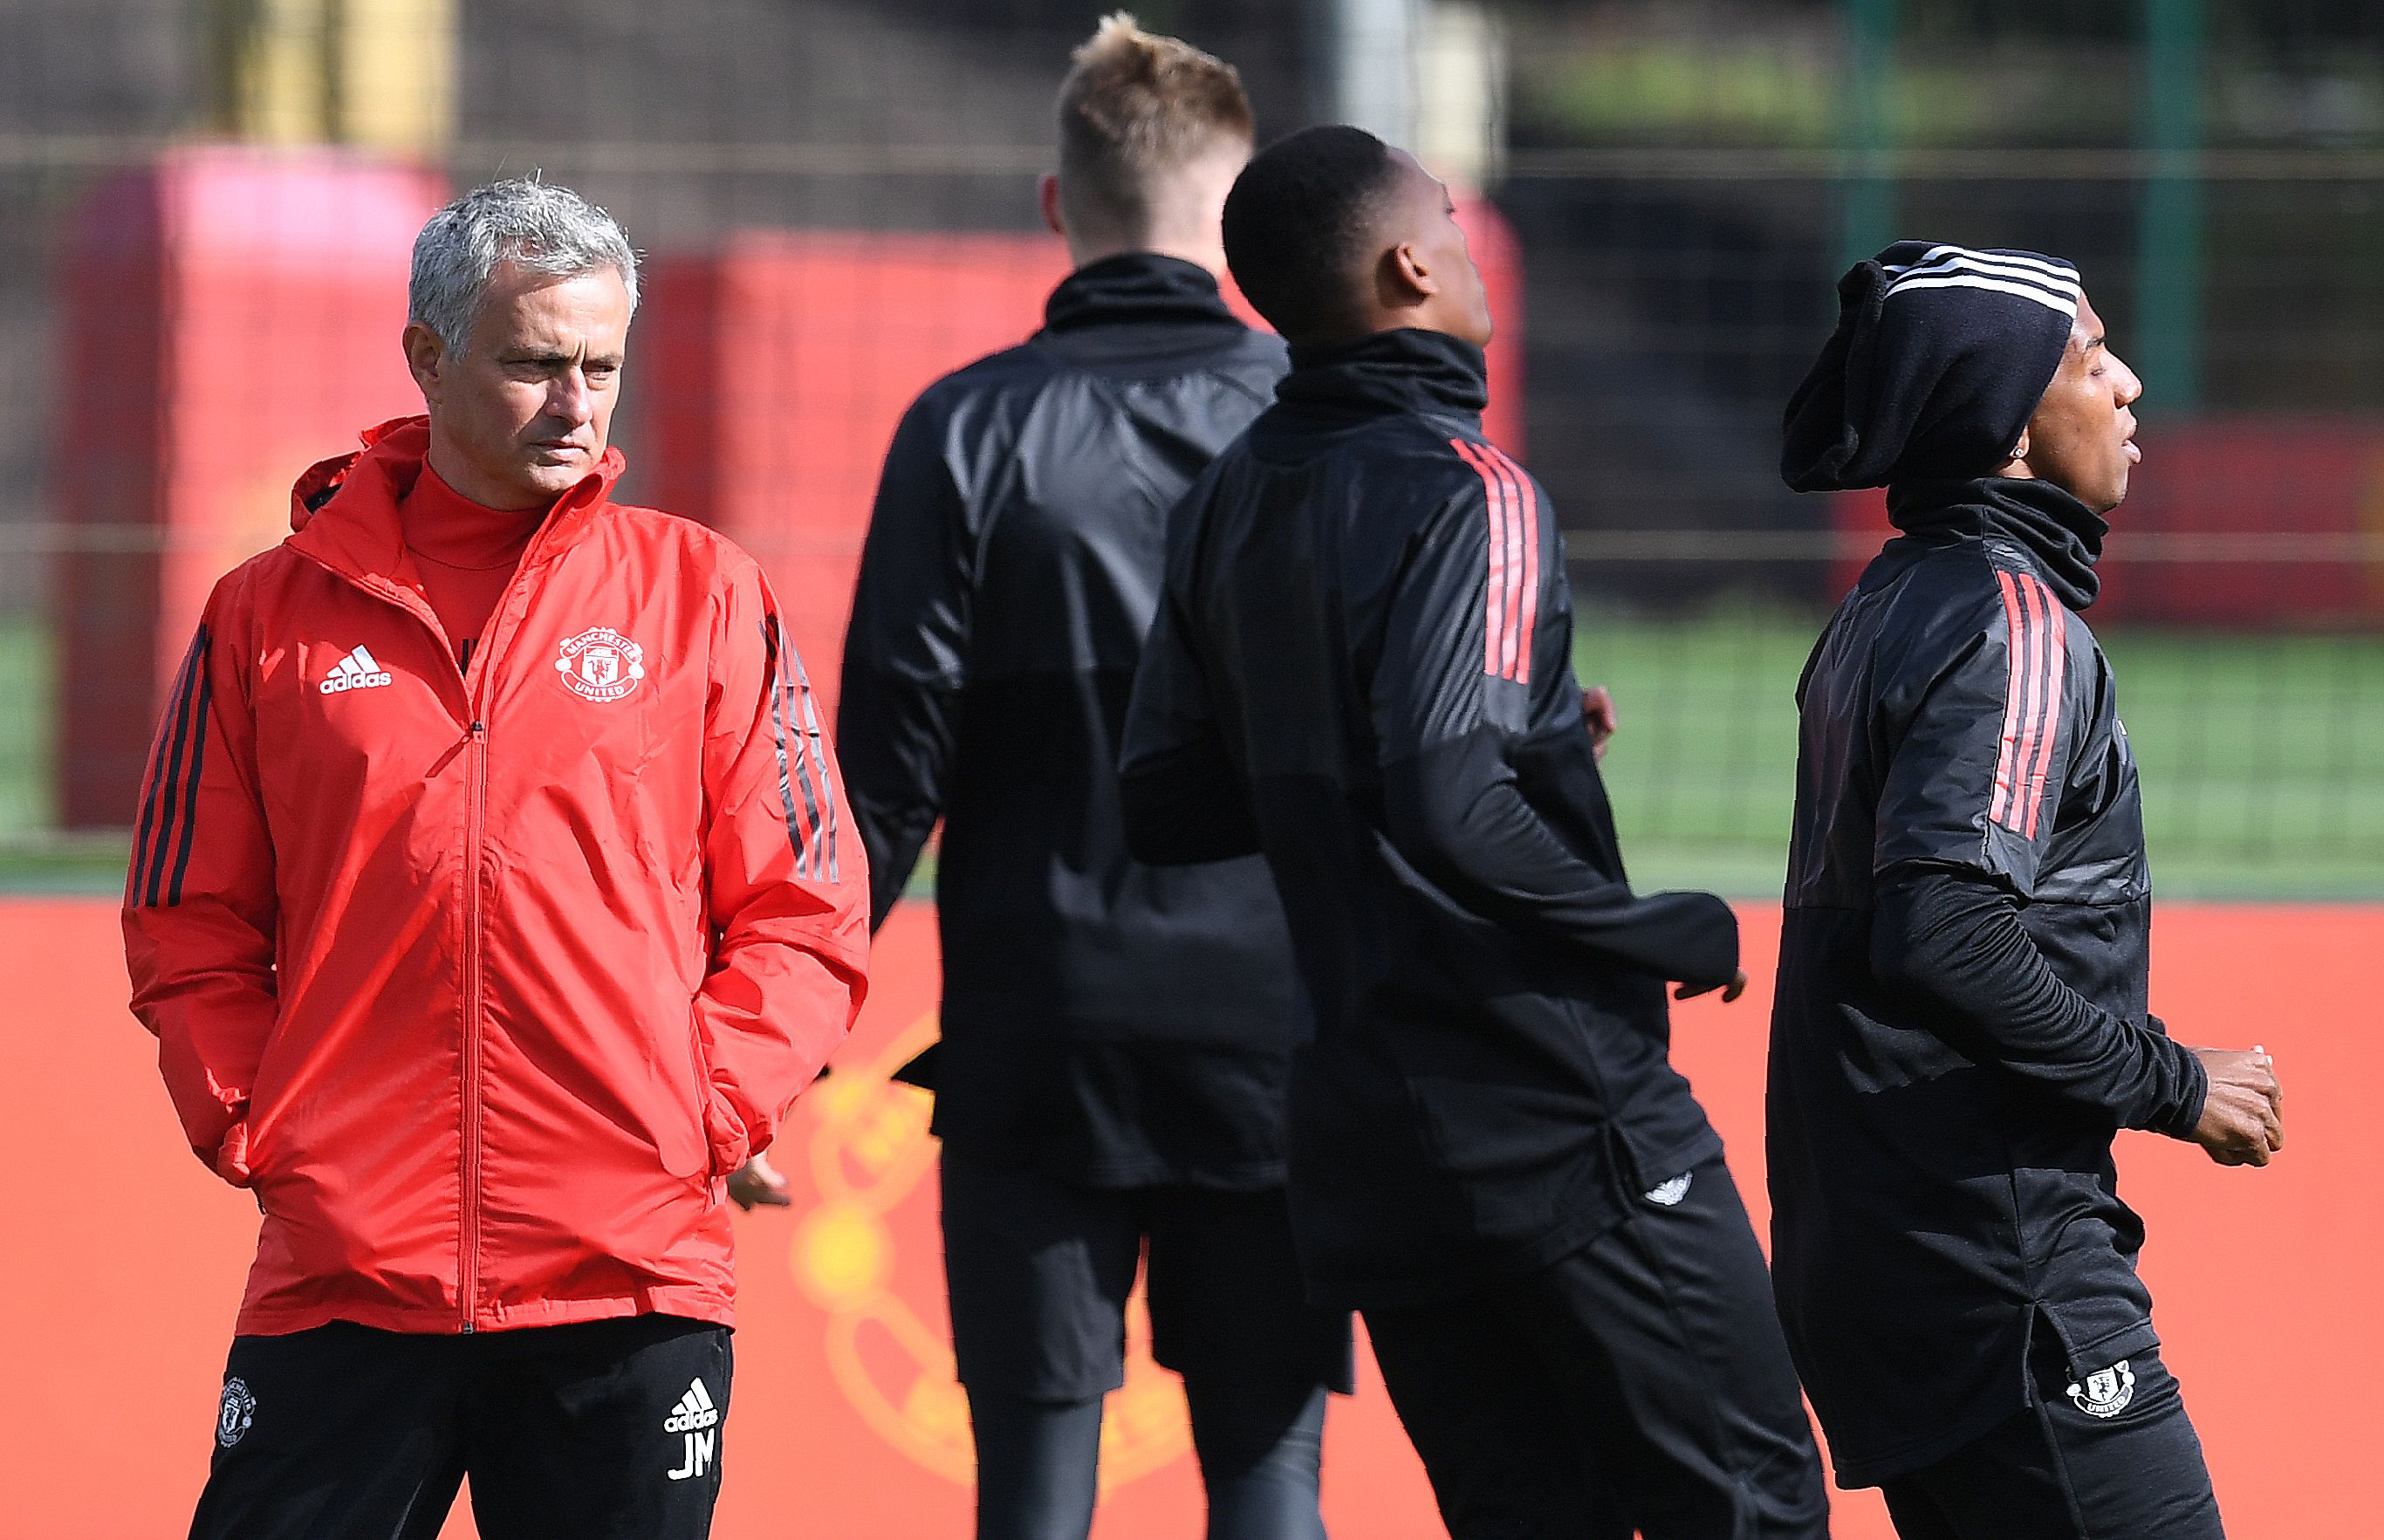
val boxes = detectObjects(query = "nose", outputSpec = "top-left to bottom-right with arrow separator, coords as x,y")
2110,352 -> 2143,408
547,368 -> 595,426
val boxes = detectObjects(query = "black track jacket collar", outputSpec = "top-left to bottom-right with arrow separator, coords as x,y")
1884,475 -> 2108,609
1042,252 -> 1240,334
1278,326 -> 1490,424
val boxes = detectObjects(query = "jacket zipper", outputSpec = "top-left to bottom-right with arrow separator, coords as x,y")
460,714 -> 488,1331
451,539 -> 549,1332
294,483 -> 584,1336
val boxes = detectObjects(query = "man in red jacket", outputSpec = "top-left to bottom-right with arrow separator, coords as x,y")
122,177 -> 869,1540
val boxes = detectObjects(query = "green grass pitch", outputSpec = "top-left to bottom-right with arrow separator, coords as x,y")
3,612 -> 2378,898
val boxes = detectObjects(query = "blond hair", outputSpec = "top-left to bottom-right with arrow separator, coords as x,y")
1056,13 -> 1255,245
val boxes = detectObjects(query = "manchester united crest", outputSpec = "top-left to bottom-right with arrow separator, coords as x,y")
2066,1359 -> 2136,1419
216,1377 -> 256,1448
555,626 -> 647,703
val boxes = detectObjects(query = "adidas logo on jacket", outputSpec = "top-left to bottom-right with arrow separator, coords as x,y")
318,644 -> 393,693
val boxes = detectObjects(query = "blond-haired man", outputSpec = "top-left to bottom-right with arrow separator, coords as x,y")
833,16 -> 1345,1540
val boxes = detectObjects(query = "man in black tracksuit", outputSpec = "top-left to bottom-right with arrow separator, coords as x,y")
1771,242 -> 2285,1538
832,21 -> 1348,1540
1122,124 -> 1830,1540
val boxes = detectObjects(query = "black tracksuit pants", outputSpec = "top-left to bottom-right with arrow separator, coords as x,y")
190,1313 -> 731,1540
1362,1160 -> 1830,1540
1879,1332 -> 2222,1539
939,1153 -> 1353,1540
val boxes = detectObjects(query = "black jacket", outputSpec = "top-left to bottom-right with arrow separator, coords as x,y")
1120,328 -> 1742,1308
838,254 -> 1304,1188
1769,475 -> 2209,1485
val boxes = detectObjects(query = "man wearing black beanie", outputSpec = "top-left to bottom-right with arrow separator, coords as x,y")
1771,242 -> 2285,1538
1122,124 -> 1831,1539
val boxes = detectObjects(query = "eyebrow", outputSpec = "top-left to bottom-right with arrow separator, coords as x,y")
502,348 -> 621,366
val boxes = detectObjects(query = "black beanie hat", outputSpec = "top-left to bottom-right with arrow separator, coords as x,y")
1780,241 -> 2082,493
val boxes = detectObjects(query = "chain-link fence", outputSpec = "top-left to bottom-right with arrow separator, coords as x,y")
4,0 -> 2381,895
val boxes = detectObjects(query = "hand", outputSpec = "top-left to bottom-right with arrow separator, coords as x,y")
1675,969 -> 1749,1004
726,1151 -> 793,1210
1580,686 -> 1618,762
212,1119 -> 255,1189
2188,1045 -> 2283,1167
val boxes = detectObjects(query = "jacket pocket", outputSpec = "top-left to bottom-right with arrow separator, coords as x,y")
642,1011 -> 710,1182
684,1014 -> 749,1182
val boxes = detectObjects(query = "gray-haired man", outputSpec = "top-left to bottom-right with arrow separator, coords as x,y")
127,179 -> 867,1538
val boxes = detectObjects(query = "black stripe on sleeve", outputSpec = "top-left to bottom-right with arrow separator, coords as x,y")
138,625 -> 208,907
164,657 -> 215,907
127,640 -> 192,900
784,640 -> 839,885
759,618 -> 816,877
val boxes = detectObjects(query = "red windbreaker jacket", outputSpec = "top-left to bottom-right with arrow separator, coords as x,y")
123,417 -> 868,1336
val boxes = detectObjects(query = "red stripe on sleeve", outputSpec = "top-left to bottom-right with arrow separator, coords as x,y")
2010,573 -> 2051,834
1487,447 -> 1540,683
2019,575 -> 2068,838
1449,440 -> 1511,677
1990,570 -> 2029,827
1487,453 -> 1524,679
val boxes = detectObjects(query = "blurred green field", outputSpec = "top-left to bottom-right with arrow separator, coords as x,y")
4,612 -> 2380,897
1585,605 -> 2384,900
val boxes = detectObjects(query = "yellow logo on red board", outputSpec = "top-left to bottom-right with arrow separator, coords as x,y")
789,1011 -> 1190,1489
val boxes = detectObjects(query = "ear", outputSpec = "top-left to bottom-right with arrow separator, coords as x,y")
1038,174 -> 1065,239
1383,239 -> 1440,307
402,321 -> 445,405
2011,427 -> 2032,463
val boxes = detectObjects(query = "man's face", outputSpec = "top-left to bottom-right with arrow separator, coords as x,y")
2018,293 -> 2141,513
1387,150 -> 1494,348
404,260 -> 632,510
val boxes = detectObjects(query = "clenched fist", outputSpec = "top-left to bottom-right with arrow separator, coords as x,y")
2189,1046 -> 2284,1167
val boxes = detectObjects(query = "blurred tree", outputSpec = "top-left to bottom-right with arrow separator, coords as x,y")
203,0 -> 455,153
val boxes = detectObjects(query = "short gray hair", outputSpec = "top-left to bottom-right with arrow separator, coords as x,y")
408,177 -> 640,352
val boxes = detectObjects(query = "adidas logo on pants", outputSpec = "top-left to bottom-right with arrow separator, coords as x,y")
666,1377 -> 719,1481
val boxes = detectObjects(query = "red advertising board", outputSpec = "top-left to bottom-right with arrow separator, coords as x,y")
3,896 -> 2375,1537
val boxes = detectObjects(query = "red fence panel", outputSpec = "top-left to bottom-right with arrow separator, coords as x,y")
51,147 -> 442,825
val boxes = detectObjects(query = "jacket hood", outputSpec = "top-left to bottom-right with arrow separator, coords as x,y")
1883,474 -> 2107,609
287,415 -> 627,586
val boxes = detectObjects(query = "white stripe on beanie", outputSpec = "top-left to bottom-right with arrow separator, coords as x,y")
1887,271 -> 2080,318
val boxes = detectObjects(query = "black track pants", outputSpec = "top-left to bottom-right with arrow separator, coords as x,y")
1879,1336 -> 2222,1540
1363,1160 -> 1831,1540
190,1313 -> 731,1540
941,1153 -> 1350,1539
969,1379 -> 1330,1540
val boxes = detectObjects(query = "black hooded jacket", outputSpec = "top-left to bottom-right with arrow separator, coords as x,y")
1769,475 -> 2208,1485
1121,328 -> 1741,1308
838,254 -> 1305,1189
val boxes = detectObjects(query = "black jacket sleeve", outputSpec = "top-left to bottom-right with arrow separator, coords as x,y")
836,395 -> 976,930
1874,871 -> 2204,1135
1371,476 -> 1737,987
1871,578 -> 2205,1133
1119,536 -> 1264,866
